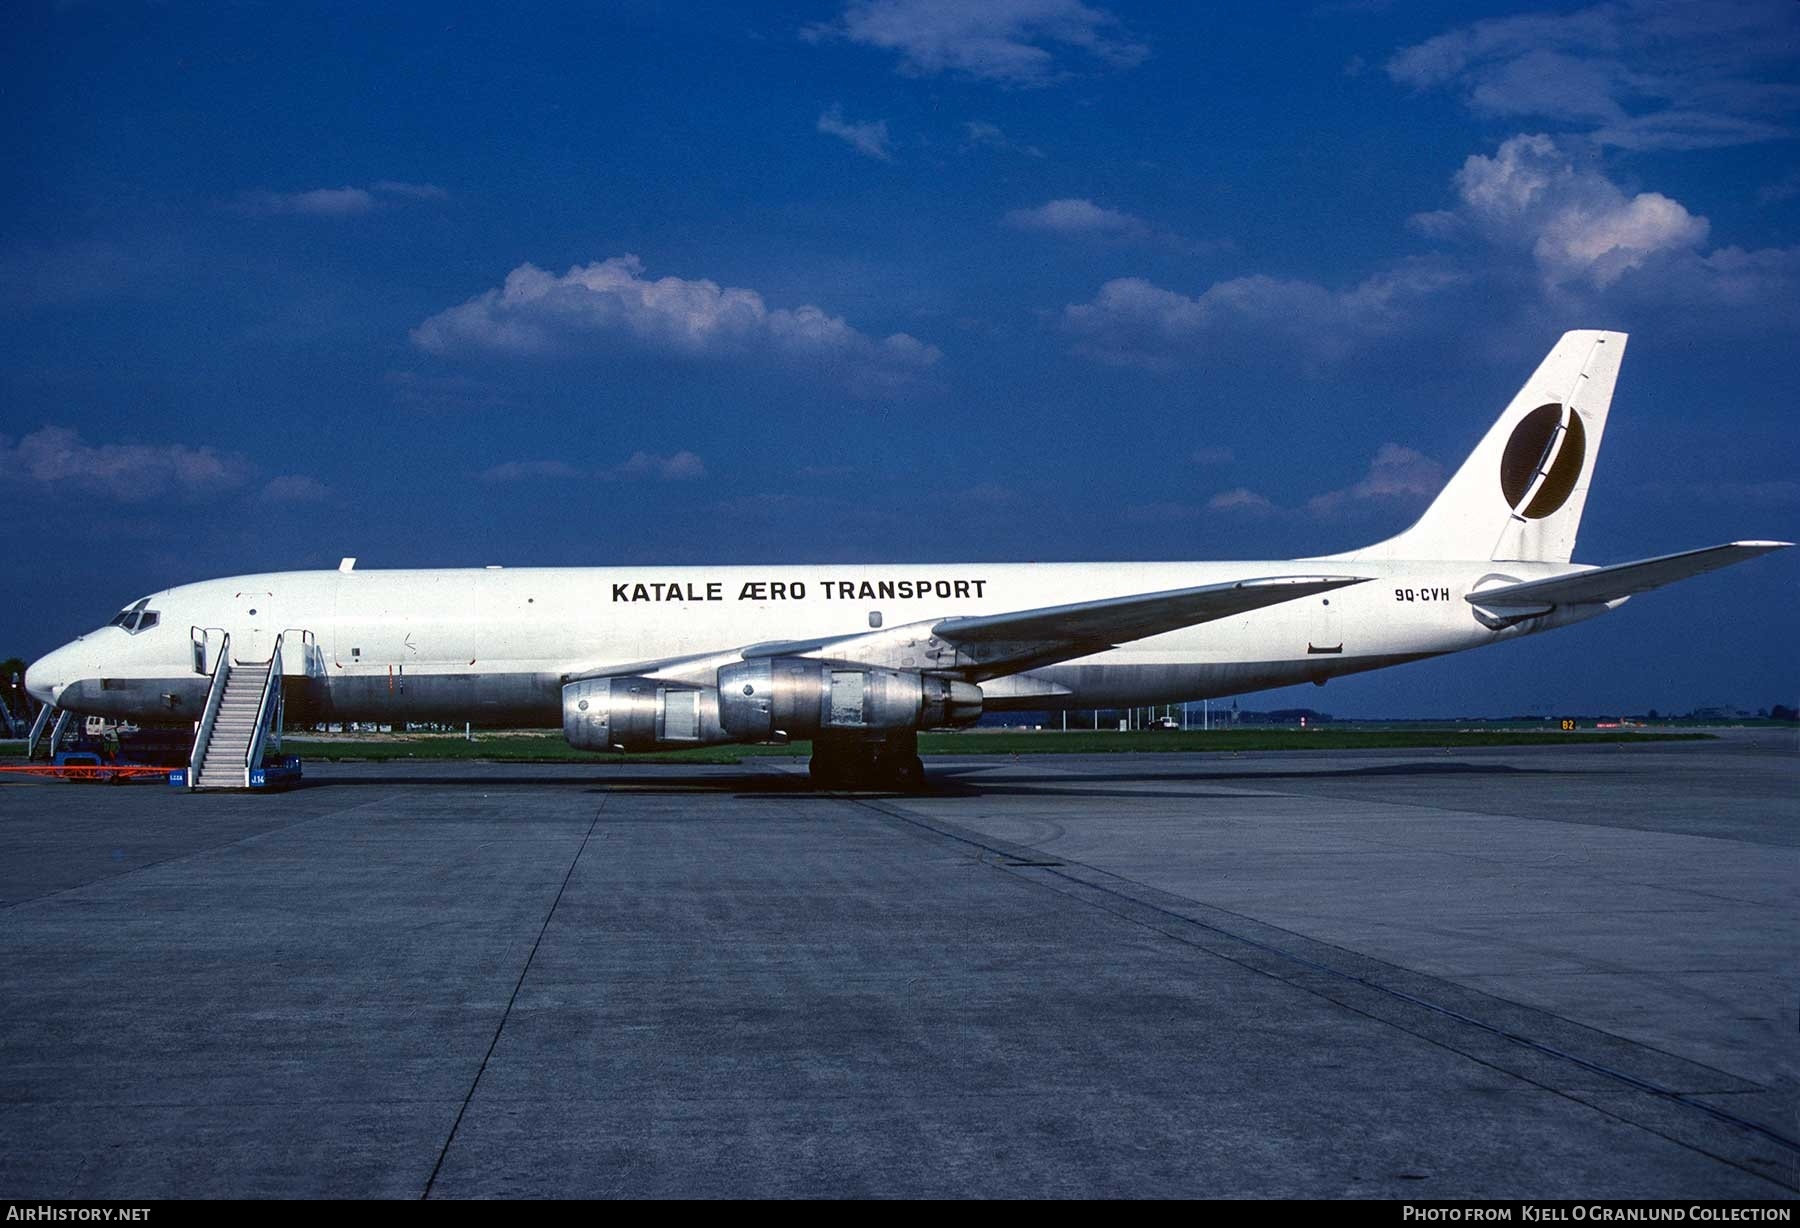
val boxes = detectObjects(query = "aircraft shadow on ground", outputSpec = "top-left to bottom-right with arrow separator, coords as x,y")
286,756 -> 1574,798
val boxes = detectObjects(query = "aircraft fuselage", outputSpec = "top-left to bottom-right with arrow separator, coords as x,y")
28,558 -> 1606,727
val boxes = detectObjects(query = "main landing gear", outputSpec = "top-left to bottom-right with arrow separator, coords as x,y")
809,730 -> 926,792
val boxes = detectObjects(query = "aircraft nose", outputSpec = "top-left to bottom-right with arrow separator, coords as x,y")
24,645 -> 74,705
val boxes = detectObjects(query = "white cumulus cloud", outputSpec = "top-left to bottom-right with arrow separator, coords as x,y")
962,120 -> 1045,157
804,0 -> 1148,87
1408,133 -> 1800,314
1207,488 -> 1273,513
1439,134 -> 1710,287
260,474 -> 331,504
1199,447 -> 1446,520
0,426 -> 255,502
1387,0 -> 1800,150
817,105 -> 894,159
234,181 -> 448,217
1059,261 -> 1459,370
1306,445 -> 1446,515
611,450 -> 707,481
370,180 -> 449,200
481,460 -> 585,484
411,255 -> 941,387
481,452 -> 708,484
1004,198 -> 1143,235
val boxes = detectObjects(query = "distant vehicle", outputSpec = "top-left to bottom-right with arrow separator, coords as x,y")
1143,716 -> 1180,731
24,331 -> 1791,789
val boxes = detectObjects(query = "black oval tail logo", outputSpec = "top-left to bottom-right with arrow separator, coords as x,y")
1499,403 -> 1586,519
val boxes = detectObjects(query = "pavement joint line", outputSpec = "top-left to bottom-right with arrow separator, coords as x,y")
1229,783 -> 1800,851
1011,870 -> 1798,1195
1301,828 -> 1794,909
420,791 -> 608,1201
0,791 -> 404,913
1050,898 -> 1795,1192
842,791 -> 1800,1184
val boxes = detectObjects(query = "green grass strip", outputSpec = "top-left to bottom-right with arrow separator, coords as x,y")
271,727 -> 1714,764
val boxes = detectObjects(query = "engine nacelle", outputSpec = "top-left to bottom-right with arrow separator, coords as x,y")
716,657 -> 982,742
561,676 -> 731,752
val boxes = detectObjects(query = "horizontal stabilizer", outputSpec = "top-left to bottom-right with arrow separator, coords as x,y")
935,575 -> 1367,645
1466,541 -> 1792,609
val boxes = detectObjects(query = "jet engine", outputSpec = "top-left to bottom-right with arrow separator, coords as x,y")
716,657 -> 981,742
561,676 -> 732,751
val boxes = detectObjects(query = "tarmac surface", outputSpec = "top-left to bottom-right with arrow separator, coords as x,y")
0,731 -> 1794,1198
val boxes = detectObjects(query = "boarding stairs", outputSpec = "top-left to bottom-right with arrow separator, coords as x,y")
25,704 -> 78,760
187,630 -> 293,790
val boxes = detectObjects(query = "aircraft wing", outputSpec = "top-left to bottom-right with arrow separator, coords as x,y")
1467,541 -> 1792,609
933,575 -> 1368,645
764,573 -> 1367,681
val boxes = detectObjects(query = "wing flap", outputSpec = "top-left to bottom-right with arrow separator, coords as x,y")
934,575 -> 1368,645
1467,541 -> 1791,608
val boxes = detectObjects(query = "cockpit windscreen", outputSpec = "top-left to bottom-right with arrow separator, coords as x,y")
107,598 -> 160,634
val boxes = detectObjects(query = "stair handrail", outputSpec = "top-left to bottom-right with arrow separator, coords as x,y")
25,704 -> 55,759
276,627 -> 318,677
49,709 -> 78,757
190,625 -> 227,675
243,632 -> 285,787
187,632 -> 231,791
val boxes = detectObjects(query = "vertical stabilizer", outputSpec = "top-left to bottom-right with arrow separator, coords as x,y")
1338,330 -> 1626,564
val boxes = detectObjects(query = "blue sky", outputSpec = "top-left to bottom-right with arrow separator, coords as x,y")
4,0 -> 1796,717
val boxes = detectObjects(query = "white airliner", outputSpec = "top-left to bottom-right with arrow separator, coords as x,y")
22,331 -> 1791,788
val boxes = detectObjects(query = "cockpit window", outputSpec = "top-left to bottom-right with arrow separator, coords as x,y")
106,598 -> 160,634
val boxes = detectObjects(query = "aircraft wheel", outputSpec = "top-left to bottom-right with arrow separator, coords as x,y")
813,739 -> 924,792
809,752 -> 850,790
887,754 -> 926,792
